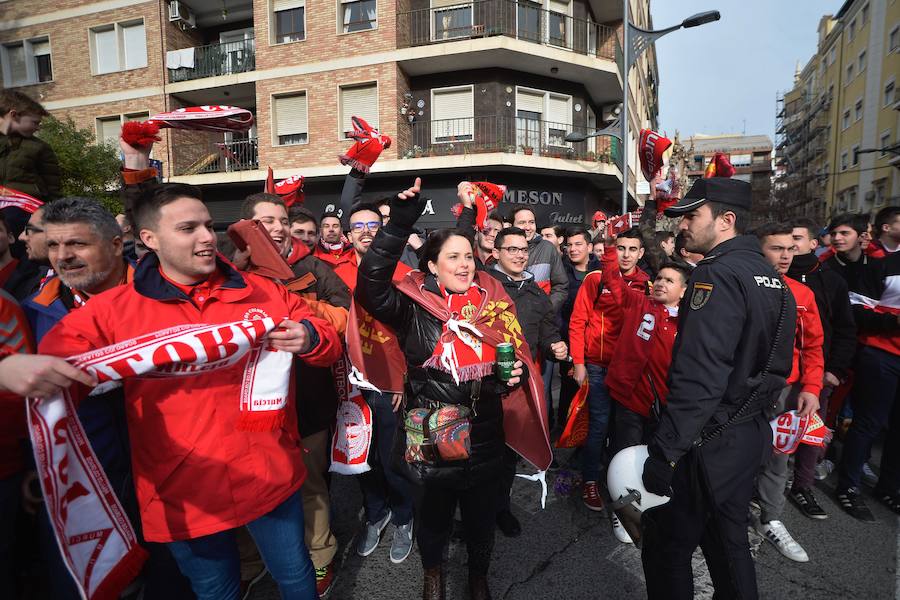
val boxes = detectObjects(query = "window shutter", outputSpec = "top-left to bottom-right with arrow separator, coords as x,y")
432,87 -> 473,139
31,40 -> 50,56
275,94 -> 308,137
516,91 -> 543,115
432,0 -> 467,7
273,0 -> 304,11
547,95 -> 570,126
6,44 -> 26,84
122,22 -> 147,70
549,0 -> 569,14
97,118 -> 121,146
124,112 -> 149,122
94,28 -> 118,73
341,84 -> 378,135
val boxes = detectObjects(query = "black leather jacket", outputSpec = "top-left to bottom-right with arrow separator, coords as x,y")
356,222 -> 515,488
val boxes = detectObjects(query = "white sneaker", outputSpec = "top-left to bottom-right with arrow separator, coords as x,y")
814,459 -> 834,481
862,462 -> 878,487
611,513 -> 633,544
756,519 -> 809,563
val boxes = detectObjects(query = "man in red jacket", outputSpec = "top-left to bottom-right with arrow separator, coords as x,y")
568,227 -> 650,511
38,182 -> 342,600
601,236 -> 689,543
754,223 -> 823,564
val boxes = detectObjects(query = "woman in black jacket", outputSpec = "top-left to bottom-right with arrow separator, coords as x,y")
356,180 -> 526,600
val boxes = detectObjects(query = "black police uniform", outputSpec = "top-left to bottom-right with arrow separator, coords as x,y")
640,179 -> 796,600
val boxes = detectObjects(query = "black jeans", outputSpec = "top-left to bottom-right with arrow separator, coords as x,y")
610,403 -> 651,456
417,478 -> 499,576
642,418 -> 771,600
497,447 -> 518,513
838,345 -> 900,492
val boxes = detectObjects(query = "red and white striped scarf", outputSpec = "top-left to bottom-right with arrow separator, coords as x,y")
147,105 -> 254,133
28,318 -> 291,599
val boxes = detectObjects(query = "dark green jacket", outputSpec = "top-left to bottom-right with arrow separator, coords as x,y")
0,133 -> 61,200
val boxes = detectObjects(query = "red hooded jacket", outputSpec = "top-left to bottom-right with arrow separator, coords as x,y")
0,290 -> 34,479
38,255 -> 342,542
568,259 -> 651,367
599,246 -> 678,417
784,277 -> 825,397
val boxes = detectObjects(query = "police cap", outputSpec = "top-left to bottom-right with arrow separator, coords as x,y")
664,177 -> 752,217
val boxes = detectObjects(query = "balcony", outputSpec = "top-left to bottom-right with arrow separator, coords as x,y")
171,137 -> 259,176
398,0 -> 617,59
168,39 -> 256,84
401,114 -> 621,164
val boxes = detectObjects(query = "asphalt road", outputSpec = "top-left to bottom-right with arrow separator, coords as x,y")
250,446 -> 898,600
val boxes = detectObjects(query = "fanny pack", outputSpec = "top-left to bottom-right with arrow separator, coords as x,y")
404,380 -> 480,464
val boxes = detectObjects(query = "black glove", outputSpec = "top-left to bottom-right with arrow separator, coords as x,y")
387,192 -> 426,232
642,451 -> 675,497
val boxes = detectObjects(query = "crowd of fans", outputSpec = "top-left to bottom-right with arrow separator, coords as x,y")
0,87 -> 898,600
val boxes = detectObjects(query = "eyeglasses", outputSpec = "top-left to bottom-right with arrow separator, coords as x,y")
350,221 -> 381,233
499,246 -> 528,256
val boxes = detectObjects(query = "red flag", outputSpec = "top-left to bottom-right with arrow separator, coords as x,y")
704,153 -> 736,178
274,174 -> 304,207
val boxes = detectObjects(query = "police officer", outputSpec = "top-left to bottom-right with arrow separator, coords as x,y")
639,178 -> 796,599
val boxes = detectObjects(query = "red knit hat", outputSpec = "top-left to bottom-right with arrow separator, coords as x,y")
339,116 -> 392,173
704,153 -> 736,178
451,181 -> 506,230
638,129 -> 672,182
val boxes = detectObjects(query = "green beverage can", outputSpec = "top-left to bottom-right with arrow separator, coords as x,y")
496,343 -> 515,382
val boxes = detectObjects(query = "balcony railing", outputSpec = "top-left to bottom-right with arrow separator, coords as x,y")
172,138 -> 259,176
168,38 -> 256,83
397,0 -> 617,60
401,114 -> 620,165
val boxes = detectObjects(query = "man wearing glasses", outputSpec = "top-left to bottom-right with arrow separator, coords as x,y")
4,207 -> 52,301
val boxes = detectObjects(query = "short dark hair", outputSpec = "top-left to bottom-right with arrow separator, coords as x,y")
753,222 -> 794,240
791,217 -> 820,240
827,213 -> 869,236
348,202 -> 383,224
509,206 -> 535,223
616,227 -> 644,247
591,233 -> 604,245
708,201 -> 749,235
418,229 -> 472,272
289,206 -> 317,229
320,211 -> 341,226
654,230 -> 675,246
43,197 -> 123,241
0,89 -> 48,117
240,193 -> 285,220
539,223 -> 556,233
674,232 -> 690,257
485,210 -> 504,225
132,183 -> 203,231
566,227 -> 592,245
874,206 -> 900,237
657,260 -> 692,284
374,196 -> 392,208
495,226 -> 528,250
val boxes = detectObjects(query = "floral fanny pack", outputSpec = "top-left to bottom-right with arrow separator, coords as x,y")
403,380 -> 481,464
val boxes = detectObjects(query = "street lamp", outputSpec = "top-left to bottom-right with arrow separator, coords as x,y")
619,8 -> 720,215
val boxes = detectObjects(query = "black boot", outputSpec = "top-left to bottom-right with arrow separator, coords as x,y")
423,566 -> 445,600
468,574 -> 492,600
495,509 -> 521,537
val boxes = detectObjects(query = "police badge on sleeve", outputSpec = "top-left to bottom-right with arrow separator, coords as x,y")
690,282 -> 714,310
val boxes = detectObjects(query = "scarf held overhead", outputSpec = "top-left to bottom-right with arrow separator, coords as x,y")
28,319 -> 292,600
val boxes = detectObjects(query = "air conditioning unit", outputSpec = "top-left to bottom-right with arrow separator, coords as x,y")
169,1 -> 196,28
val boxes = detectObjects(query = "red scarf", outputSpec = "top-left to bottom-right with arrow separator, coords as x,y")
147,106 -> 254,133
339,116 -> 391,173
427,283 -> 497,384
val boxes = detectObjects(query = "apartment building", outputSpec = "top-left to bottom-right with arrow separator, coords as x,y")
775,0 -> 899,221
0,0 -> 658,228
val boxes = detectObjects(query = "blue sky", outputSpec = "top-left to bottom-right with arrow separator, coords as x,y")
650,0 -> 845,143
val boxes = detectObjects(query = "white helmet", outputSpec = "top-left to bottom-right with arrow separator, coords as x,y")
607,445 -> 671,513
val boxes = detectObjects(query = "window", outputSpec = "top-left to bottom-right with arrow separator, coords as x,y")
842,109 -> 851,129
858,50 -> 866,72
861,3 -> 869,24
90,20 -> 147,74
874,179 -> 887,206
514,87 -> 571,151
851,144 -> 860,165
828,45 -> 836,65
548,0 -> 571,48
273,0 -> 305,43
96,112 -> 150,147
339,83 -> 378,139
881,131 -> 892,157
855,98 -> 863,121
849,18 -> 856,41
729,154 -> 751,167
1,37 -> 52,87
340,0 -> 376,33
890,25 -> 899,53
546,94 -> 570,146
841,150 -> 848,170
273,93 -> 308,145
431,86 -> 473,142
846,62 -> 854,81
848,187 -> 858,211
432,0 -> 473,40
886,80 -> 896,106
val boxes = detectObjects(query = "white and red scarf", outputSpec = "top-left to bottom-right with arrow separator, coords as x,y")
147,105 -> 254,133
0,185 -> 43,213
425,284 -> 498,384
28,319 -> 291,599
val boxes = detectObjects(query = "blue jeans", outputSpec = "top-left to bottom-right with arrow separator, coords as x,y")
167,490 -> 316,600
359,390 -> 414,525
542,359 -> 555,427
582,364 -> 612,482
838,345 -> 900,492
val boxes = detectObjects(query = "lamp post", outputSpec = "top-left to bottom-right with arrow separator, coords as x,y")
619,8 -> 720,215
